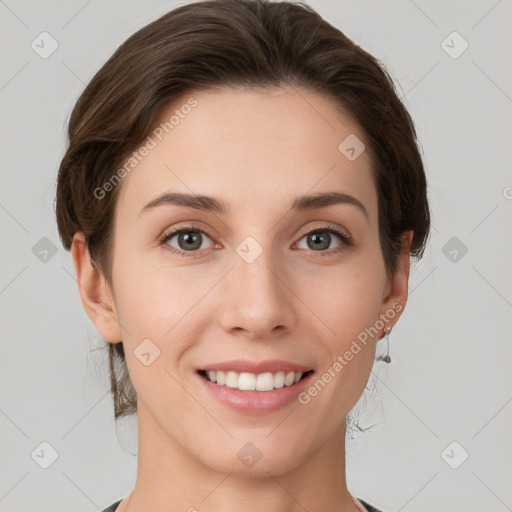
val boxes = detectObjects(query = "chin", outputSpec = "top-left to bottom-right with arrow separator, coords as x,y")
198,440 -> 308,478
212,458 -> 300,478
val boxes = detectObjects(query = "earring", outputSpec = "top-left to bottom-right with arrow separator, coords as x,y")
377,326 -> 392,363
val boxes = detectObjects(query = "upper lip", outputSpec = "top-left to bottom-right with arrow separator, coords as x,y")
198,359 -> 313,374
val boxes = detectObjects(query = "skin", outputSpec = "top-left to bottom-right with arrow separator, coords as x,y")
71,86 -> 412,512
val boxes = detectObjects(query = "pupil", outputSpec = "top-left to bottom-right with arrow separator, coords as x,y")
310,232 -> 329,250
181,231 -> 200,249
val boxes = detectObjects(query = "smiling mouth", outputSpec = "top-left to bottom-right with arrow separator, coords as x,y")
197,369 -> 314,392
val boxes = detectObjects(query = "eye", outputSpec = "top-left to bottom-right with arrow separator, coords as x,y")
159,223 -> 353,259
295,224 -> 353,255
159,225 -> 215,257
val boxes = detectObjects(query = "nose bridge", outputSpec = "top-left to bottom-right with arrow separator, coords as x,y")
219,233 -> 295,337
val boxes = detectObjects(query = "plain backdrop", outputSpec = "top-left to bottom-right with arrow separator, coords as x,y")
0,1 -> 511,511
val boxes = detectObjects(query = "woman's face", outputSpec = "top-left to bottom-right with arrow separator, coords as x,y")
77,86 -> 410,476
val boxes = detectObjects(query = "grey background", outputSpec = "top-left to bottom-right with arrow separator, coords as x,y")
1,1 -> 511,511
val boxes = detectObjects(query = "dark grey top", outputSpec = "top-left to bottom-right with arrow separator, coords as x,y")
102,497 -> 385,511
102,500 -> 122,512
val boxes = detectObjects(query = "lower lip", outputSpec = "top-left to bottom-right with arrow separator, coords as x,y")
197,371 -> 314,414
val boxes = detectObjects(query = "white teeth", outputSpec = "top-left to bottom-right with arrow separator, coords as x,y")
256,372 -> 274,391
274,371 -> 285,388
226,371 -> 239,388
203,370 -> 305,391
284,371 -> 295,386
238,372 -> 256,391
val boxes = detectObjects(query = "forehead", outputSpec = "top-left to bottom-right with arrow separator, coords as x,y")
114,86 -> 377,222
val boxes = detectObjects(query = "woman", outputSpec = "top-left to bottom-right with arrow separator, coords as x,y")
55,1 -> 430,511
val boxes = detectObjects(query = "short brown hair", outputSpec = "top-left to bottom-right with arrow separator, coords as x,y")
55,0 -> 431,422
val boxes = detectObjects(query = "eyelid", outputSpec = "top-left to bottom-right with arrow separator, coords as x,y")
158,222 -> 216,252
295,222 -> 352,241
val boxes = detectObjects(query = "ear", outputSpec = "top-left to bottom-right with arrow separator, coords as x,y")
70,232 -> 122,343
379,231 -> 413,328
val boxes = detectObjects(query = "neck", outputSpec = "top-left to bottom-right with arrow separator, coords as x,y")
119,402 -> 360,512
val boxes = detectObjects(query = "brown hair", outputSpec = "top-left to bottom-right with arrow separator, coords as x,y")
55,0 -> 431,422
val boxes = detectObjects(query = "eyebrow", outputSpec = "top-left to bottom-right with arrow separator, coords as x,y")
138,191 -> 368,220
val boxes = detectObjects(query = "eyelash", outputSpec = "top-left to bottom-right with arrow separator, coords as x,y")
158,223 -> 353,259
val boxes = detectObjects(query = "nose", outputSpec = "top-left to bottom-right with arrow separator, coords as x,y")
217,244 -> 297,340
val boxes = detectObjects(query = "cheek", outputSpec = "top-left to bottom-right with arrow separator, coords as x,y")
295,267 -> 382,419
116,263 -> 197,415
299,259 -> 385,340
112,250 -> 191,333
111,254 -> 213,385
